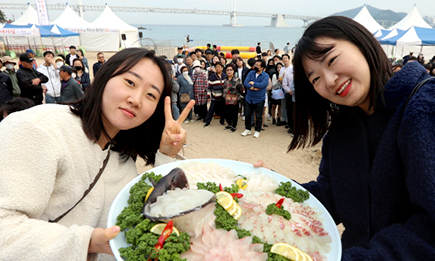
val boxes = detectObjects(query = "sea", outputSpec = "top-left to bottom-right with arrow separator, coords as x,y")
134,24 -> 305,52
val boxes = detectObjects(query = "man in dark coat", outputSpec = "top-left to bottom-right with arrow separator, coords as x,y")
16,53 -> 48,105
0,59 -> 13,106
58,65 -> 84,103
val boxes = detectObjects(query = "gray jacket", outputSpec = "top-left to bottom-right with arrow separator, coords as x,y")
60,77 -> 84,103
171,78 -> 179,103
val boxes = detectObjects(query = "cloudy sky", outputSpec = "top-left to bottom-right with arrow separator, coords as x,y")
3,0 -> 434,26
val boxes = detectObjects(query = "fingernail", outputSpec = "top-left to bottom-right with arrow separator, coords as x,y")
112,226 -> 120,233
173,142 -> 178,146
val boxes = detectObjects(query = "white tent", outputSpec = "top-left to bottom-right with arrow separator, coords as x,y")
52,5 -> 119,52
12,5 -> 40,25
388,5 -> 432,30
53,5 -> 92,32
353,5 -> 384,33
91,6 -> 139,49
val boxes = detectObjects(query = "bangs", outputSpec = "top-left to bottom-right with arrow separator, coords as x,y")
299,36 -> 335,62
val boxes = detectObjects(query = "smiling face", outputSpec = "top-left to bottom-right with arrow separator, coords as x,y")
101,58 -> 164,138
303,37 -> 371,113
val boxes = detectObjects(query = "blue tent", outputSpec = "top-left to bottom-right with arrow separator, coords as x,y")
373,29 -> 391,40
378,28 -> 406,45
396,26 -> 435,46
37,25 -> 79,38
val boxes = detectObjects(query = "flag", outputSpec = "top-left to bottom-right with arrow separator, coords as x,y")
35,0 -> 50,25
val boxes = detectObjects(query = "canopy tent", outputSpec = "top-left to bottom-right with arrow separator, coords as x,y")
396,26 -> 435,46
12,5 -> 41,25
388,5 -> 432,30
52,5 -> 91,32
52,5 -> 119,52
374,29 -> 391,40
353,5 -> 384,33
379,28 -> 406,45
91,5 -> 139,49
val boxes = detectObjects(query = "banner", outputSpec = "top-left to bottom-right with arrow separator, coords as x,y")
35,0 -> 50,25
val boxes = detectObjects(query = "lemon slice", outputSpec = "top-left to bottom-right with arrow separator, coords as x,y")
215,191 -> 234,210
145,187 -> 154,202
231,204 -> 242,220
150,223 -> 180,236
296,250 -> 313,261
226,201 -> 237,215
271,242 -> 301,260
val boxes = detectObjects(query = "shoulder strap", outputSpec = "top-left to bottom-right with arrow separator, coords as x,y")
405,77 -> 435,108
49,148 -> 111,223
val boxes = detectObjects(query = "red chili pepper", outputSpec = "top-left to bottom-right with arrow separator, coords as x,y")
276,198 -> 285,208
155,220 -> 174,250
219,183 -> 223,191
230,193 -> 244,199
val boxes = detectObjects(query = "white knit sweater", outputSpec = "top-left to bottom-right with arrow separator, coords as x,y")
0,104 -> 183,261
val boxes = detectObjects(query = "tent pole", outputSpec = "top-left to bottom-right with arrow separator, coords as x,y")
419,45 -> 423,55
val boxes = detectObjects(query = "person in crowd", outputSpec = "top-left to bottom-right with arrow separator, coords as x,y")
207,55 -> 221,76
220,57 -> 227,69
266,59 -> 276,78
266,50 -> 272,59
206,43 -> 212,52
0,97 -> 35,121
270,62 -> 284,125
174,54 -> 186,77
283,16 -> 435,259
93,52 -> 106,77
402,51 -> 414,65
0,59 -> 13,106
177,66 -> 194,124
261,77 -> 273,130
282,53 -> 294,133
191,60 -> 208,122
261,52 -> 268,62
429,63 -> 435,76
392,63 -> 403,74
170,74 -> 180,120
55,56 -> 65,67
200,59 -> 207,70
65,45 -> 78,66
195,48 -> 205,60
173,46 -> 184,62
189,52 -> 197,62
0,48 -> 194,260
2,56 -> 20,97
37,51 -> 61,104
77,49 -> 89,73
73,58 -> 91,92
256,42 -> 262,56
242,59 -> 268,138
235,57 -> 250,117
223,65 -> 243,133
212,45 -> 219,56
226,49 -> 240,71
184,56 -> 194,74
205,50 -> 214,68
277,53 -> 293,128
58,65 -> 84,103
284,42 -> 290,54
25,49 -> 38,69
417,53 -> 425,64
274,49 -> 281,57
17,53 -> 48,105
219,52 -> 225,59
204,62 -> 227,127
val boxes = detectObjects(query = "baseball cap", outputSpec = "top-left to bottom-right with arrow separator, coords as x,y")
57,65 -> 73,74
205,50 -> 213,55
1,56 -> 16,65
20,53 -> 34,63
26,49 -> 36,55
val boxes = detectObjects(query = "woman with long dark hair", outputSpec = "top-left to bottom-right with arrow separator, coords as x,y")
282,16 -> 435,259
0,48 -> 194,260
73,58 -> 91,92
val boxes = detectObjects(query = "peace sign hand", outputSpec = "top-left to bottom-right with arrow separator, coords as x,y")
159,96 -> 195,158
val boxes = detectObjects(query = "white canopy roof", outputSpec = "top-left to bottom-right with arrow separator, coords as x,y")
91,5 -> 139,48
12,5 -> 41,25
353,5 -> 384,33
53,5 -> 92,32
388,5 -> 432,30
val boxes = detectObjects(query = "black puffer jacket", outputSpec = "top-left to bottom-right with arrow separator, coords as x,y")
16,66 -> 48,105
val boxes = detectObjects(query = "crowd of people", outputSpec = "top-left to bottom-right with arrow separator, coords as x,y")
0,46 -> 109,121
167,42 -> 296,138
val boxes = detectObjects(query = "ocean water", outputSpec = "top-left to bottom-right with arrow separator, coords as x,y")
134,24 -> 305,51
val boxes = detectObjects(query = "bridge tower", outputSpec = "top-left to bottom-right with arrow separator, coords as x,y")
269,14 -> 290,27
223,0 -> 243,27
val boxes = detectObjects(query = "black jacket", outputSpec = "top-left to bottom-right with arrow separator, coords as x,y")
16,67 -> 48,105
0,73 -> 13,106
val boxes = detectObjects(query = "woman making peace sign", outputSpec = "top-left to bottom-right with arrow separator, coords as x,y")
0,48 -> 195,260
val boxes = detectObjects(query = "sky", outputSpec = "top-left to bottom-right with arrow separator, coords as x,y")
3,0 -> 434,27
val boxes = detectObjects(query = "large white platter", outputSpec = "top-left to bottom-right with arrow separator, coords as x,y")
108,158 -> 342,261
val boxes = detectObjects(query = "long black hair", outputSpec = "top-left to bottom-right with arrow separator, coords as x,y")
289,16 -> 392,151
70,48 -> 172,165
